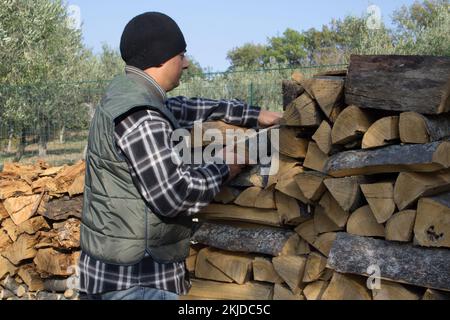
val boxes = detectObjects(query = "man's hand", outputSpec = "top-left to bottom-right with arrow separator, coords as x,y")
258,110 -> 283,128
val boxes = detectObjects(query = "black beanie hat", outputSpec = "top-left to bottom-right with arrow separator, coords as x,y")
120,12 -> 187,70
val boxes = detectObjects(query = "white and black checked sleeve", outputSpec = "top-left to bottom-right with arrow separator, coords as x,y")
166,96 -> 261,129
115,109 -> 230,218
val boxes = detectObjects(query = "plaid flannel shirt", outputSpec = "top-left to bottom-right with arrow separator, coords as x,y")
79,66 -> 260,296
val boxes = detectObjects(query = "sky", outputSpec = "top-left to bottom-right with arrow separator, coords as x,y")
66,0 -> 418,71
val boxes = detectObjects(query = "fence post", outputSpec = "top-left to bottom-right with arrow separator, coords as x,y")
248,82 -> 254,106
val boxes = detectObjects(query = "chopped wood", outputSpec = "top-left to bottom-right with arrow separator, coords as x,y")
292,93 -> 323,127
303,252 -> 328,283
361,182 -> 396,224
324,176 -> 366,212
252,258 -> 284,284
327,232 -> 450,291
31,177 -> 59,194
3,275 -> 28,298
385,210 -> 416,242
2,234 -> 39,265
432,141 -> 450,168
296,238 -> 311,255
39,166 -> 65,177
273,284 -> 304,300
52,160 -> 85,195
205,249 -> 253,285
275,168 -> 310,204
422,289 -> 450,300
345,55 -> 450,114
192,222 -> 297,256
303,280 -> 329,300
234,187 -> 262,207
229,165 -> 266,188
294,219 -> 318,245
415,193 -> 450,248
0,256 -> 17,279
68,174 -> 84,197
18,216 -> 50,235
198,204 -> 280,227
0,180 -> 33,200
0,287 -> 15,300
399,112 -> 450,143
272,255 -> 307,294
277,127 -> 309,158
322,272 -> 372,300
187,279 -> 273,300
312,121 -> 333,155
347,205 -> 385,238
295,172 -> 327,202
282,80 -> 305,109
17,265 -> 44,292
3,194 -> 45,225
314,206 -> 342,234
325,141 -> 449,177
303,142 -> 329,173
39,218 -> 80,250
319,191 -> 349,228
394,170 -> 450,210
195,248 -> 234,283
331,105 -> 373,145
281,102 -> 302,126
0,202 -> 9,221
312,232 -> 337,257
275,191 -> 312,225
1,218 -> 20,242
33,249 -> 80,277
40,196 -> 83,221
43,278 -> 70,293
0,229 -> 11,251
362,116 -> 399,149
266,155 -> 300,188
254,186 -> 276,209
372,280 -> 421,300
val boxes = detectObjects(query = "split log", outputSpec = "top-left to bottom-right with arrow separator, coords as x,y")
362,116 -> 399,149
303,280 -> 329,300
33,249 -> 80,277
52,160 -> 85,195
0,256 -> 17,279
252,258 -> 284,284
186,279 -> 273,300
272,255 -> 307,294
394,170 -> 450,210
275,191 -> 312,226
361,182 -> 396,224
195,248 -> 233,283
345,55 -> 450,114
324,176 -> 367,212
35,291 -> 65,300
331,106 -> 373,145
254,186 -> 276,209
3,193 -> 45,225
298,77 -> 345,119
3,276 -> 27,298
313,206 -> 342,234
234,187 -> 261,207
1,218 -> 20,242
274,167 -> 309,203
295,171 -> 327,202
303,142 -> 329,173
325,141 -> 450,177
41,196 -> 82,221
229,165 -> 266,188
17,265 -> 44,292
319,191 -> 350,228
0,202 -> 9,221
312,232 -> 337,257
282,80 -> 304,109
273,284 -> 304,300
202,249 -> 253,285
0,180 -> 33,200
2,234 -> 39,265
17,216 -> 50,235
214,187 -> 240,204
277,127 -> 309,158
328,232 -> 450,291
294,219 -> 318,245
192,222 -> 298,256
0,287 -> 15,300
399,112 -> 450,143
0,229 -> 12,251
31,177 -> 59,194
291,93 -> 323,127
198,204 -> 280,227
38,218 -> 81,250
266,155 -> 300,188
303,252 -> 328,283
43,278 -> 70,293
312,121 -> 333,155
322,272 -> 371,300
281,102 -> 302,126
415,193 -> 450,248
347,205 -> 385,238
372,280 -> 422,300
385,210 -> 416,242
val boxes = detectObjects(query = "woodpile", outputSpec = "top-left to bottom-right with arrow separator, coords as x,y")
0,160 -> 84,300
184,55 -> 450,300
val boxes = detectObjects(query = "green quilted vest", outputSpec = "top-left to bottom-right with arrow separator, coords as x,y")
80,74 -> 193,265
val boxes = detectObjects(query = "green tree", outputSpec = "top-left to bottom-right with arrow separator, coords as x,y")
264,28 -> 308,66
226,43 -> 267,69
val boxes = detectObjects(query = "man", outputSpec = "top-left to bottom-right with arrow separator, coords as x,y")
79,12 -> 281,300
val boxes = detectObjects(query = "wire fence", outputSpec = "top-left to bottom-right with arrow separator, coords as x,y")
0,64 -> 347,168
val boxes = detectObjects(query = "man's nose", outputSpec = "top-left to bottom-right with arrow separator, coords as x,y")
183,57 -> 190,69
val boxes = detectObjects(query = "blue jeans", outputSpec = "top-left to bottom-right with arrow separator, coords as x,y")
85,286 -> 179,300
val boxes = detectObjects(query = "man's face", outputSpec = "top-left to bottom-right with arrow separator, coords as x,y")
161,52 -> 189,91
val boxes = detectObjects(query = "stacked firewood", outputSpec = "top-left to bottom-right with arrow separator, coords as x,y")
183,55 -> 450,300
0,161 -> 84,300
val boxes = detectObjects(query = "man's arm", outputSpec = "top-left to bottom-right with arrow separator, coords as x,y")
115,109 -> 232,218
166,96 -> 261,129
